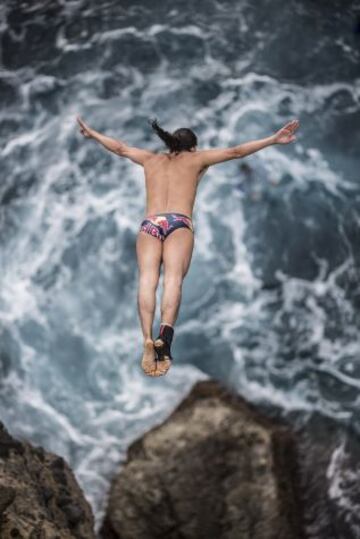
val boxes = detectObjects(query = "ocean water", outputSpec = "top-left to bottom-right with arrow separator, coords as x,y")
1,0 -> 360,536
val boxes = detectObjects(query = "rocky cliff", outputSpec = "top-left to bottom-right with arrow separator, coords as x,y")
0,422 -> 96,539
100,380 -> 304,539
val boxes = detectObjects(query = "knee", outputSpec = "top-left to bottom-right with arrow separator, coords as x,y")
163,273 -> 183,290
139,273 -> 159,290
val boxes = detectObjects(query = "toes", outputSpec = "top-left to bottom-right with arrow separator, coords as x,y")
156,359 -> 172,375
152,366 -> 164,377
142,364 -> 156,376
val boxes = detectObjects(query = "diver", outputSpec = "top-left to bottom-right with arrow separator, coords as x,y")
77,115 -> 299,376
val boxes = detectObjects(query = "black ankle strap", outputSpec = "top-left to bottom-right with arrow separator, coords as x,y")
159,324 -> 174,345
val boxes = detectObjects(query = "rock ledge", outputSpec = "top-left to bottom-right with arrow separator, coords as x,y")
100,379 -> 304,539
0,422 -> 96,539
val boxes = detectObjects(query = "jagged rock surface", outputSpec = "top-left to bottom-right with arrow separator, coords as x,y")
100,380 -> 304,539
0,422 -> 96,539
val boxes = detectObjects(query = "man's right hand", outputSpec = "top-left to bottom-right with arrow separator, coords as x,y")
76,115 -> 93,138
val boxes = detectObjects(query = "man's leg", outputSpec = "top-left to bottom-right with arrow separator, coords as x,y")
136,230 -> 163,375
156,227 -> 194,375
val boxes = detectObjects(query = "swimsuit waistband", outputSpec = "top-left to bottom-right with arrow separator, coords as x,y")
145,211 -> 192,221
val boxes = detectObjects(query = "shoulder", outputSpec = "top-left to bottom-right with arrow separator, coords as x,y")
123,147 -> 157,166
193,147 -> 237,167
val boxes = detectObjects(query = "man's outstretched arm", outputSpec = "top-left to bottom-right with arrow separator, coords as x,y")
196,119 -> 300,168
76,116 -> 154,166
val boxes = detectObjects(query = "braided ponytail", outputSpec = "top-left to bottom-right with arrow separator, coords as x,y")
148,118 -> 181,153
148,117 -> 197,153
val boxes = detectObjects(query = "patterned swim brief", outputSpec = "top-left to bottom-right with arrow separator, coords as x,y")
139,212 -> 194,242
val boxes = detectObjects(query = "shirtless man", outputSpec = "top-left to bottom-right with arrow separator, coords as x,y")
76,115 -> 299,377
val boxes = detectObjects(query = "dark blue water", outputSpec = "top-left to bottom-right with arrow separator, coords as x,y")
1,1 -> 360,536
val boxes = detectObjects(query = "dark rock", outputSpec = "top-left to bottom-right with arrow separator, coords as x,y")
0,422 -> 96,538
57,494 -> 73,508
0,487 -> 16,513
100,380 -> 304,539
63,502 -> 85,527
34,446 -> 46,462
42,486 -> 54,504
50,456 -> 66,471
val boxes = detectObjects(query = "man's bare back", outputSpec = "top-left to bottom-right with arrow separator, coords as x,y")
143,152 -> 208,218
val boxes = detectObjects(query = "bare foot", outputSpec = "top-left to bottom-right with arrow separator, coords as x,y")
141,339 -> 157,376
153,338 -> 172,376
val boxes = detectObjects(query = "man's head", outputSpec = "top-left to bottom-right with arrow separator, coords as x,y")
149,118 -> 197,153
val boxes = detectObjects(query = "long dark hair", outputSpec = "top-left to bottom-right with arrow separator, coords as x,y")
148,118 -> 197,153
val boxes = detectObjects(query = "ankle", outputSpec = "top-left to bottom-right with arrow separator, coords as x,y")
158,323 -> 174,346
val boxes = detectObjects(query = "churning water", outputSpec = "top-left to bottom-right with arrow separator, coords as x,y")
1,0 -> 360,536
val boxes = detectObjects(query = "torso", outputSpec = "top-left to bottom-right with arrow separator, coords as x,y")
142,151 -> 208,219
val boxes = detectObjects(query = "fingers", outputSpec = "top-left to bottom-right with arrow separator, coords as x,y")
76,115 -> 88,130
283,119 -> 300,132
77,118 -> 85,132
76,115 -> 90,138
288,119 -> 300,132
